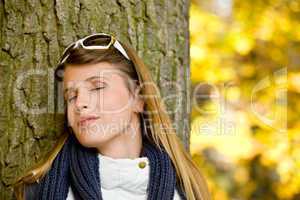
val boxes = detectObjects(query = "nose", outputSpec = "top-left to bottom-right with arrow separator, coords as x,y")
74,87 -> 90,113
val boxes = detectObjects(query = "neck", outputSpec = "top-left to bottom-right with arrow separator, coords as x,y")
96,114 -> 143,159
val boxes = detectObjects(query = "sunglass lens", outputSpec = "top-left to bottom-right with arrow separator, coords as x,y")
82,34 -> 111,46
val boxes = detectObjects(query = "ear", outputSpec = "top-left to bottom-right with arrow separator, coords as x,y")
133,97 -> 144,113
132,86 -> 144,113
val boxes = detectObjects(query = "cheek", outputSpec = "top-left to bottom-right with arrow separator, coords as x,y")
98,89 -> 133,113
67,107 -> 76,127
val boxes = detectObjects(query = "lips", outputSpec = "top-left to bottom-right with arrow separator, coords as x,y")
78,116 -> 100,126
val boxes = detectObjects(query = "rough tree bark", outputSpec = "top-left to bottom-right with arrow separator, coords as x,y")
0,0 -> 190,198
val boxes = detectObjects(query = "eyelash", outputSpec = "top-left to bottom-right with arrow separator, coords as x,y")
68,86 -> 105,102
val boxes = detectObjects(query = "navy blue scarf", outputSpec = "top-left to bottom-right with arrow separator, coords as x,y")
37,134 -> 187,200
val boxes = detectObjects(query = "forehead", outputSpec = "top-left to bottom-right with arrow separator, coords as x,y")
63,62 -> 126,86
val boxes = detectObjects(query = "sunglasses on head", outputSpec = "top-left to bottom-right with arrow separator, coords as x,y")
58,33 -> 131,65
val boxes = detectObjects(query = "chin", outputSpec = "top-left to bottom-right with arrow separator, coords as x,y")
73,129 -> 112,148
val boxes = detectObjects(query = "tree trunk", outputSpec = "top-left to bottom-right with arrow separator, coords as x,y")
0,0 -> 190,198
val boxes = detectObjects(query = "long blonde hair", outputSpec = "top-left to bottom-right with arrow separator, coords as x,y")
13,37 -> 211,200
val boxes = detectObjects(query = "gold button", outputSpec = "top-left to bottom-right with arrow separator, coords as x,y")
138,161 -> 146,169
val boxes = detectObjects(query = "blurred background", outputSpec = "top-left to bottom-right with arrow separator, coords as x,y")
189,0 -> 299,199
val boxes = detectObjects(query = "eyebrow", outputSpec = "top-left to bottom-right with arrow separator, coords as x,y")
64,76 -> 107,95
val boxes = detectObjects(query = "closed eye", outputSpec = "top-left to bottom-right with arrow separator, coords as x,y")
68,96 -> 77,102
91,86 -> 105,91
67,86 -> 105,103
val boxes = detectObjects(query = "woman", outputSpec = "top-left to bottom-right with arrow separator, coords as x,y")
13,33 -> 211,200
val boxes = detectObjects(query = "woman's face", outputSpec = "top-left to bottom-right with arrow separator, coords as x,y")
63,62 -> 144,148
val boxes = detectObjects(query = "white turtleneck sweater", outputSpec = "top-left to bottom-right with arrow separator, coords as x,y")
66,153 -> 182,200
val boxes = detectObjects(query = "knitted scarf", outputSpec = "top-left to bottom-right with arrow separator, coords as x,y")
37,134 -> 187,200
